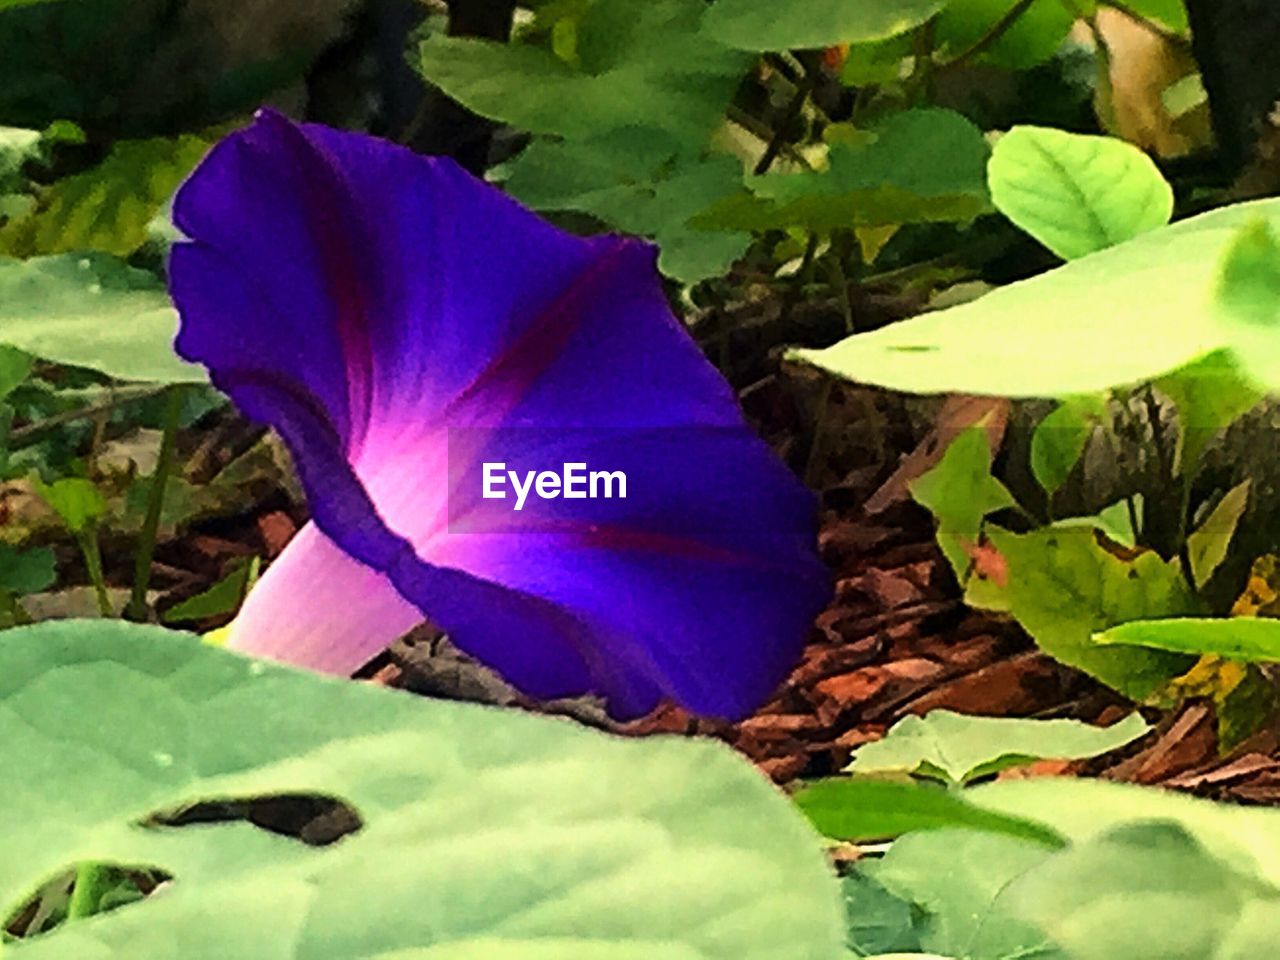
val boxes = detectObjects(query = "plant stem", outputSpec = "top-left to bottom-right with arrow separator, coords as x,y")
755,76 -> 812,175
67,863 -> 112,920
125,387 -> 184,622
79,530 -> 112,617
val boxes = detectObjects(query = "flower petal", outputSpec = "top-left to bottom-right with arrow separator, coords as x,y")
170,112 -> 829,719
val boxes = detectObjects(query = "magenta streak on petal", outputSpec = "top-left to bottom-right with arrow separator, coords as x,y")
440,239 -> 630,427
226,521 -> 423,673
256,112 -> 377,453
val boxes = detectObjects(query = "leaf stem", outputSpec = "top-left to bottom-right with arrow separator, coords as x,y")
67,863 -> 112,920
78,529 -> 112,617
125,386 -> 184,622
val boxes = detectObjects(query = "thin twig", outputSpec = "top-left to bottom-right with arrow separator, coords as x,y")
940,0 -> 1037,70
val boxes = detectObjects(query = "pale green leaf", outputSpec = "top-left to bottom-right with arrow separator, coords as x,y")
32,476 -> 105,533
866,829 -> 1064,959
849,710 -> 1149,785
790,198 -> 1280,397
1095,616 -> 1280,662
704,0 -> 947,52
989,126 -> 1173,260
0,254 -> 202,383
0,621 -> 846,959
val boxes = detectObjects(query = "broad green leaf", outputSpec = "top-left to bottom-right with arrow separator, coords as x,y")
791,198 -> 1280,397
503,137 -> 749,283
704,0 -> 947,52
1095,616 -> 1280,662
1186,479 -> 1250,589
984,525 -> 1197,698
0,134 -> 210,257
0,621 -> 846,958
865,829 -> 1064,960
418,0 -> 752,162
989,126 -> 1173,260
909,425 -> 1014,579
794,778 -> 1064,847
1155,351 -> 1263,477
970,776 -> 1280,883
1006,822 -> 1280,960
694,109 -> 989,233
1213,219 -> 1280,390
0,254 -> 203,383
0,543 -> 55,594
849,710 -> 1149,785
1030,395 -> 1108,494
936,0 -> 1084,68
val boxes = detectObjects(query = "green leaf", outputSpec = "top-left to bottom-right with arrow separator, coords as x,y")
984,525 -> 1197,698
0,253 -> 203,383
694,108 -> 990,233
936,0 -> 1084,69
1156,351 -> 1263,477
794,778 -> 1065,847
704,0 -> 947,52
989,126 -> 1173,260
0,620 -> 846,958
0,134 -> 210,257
1094,616 -> 1280,662
0,343 -> 31,401
0,543 -> 55,594
1186,479 -> 1250,589
849,710 -> 1149,785
504,137 -> 750,283
1115,0 -> 1188,32
1030,395 -> 1108,494
841,871 -> 926,957
160,558 -> 257,624
32,475 -> 106,533
418,0 -> 752,162
908,425 -> 1015,578
1213,219 -> 1280,390
790,198 -> 1280,397
865,829 -> 1065,960
1006,822 -> 1280,960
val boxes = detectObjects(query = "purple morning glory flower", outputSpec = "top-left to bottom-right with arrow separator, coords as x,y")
168,110 -> 828,720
